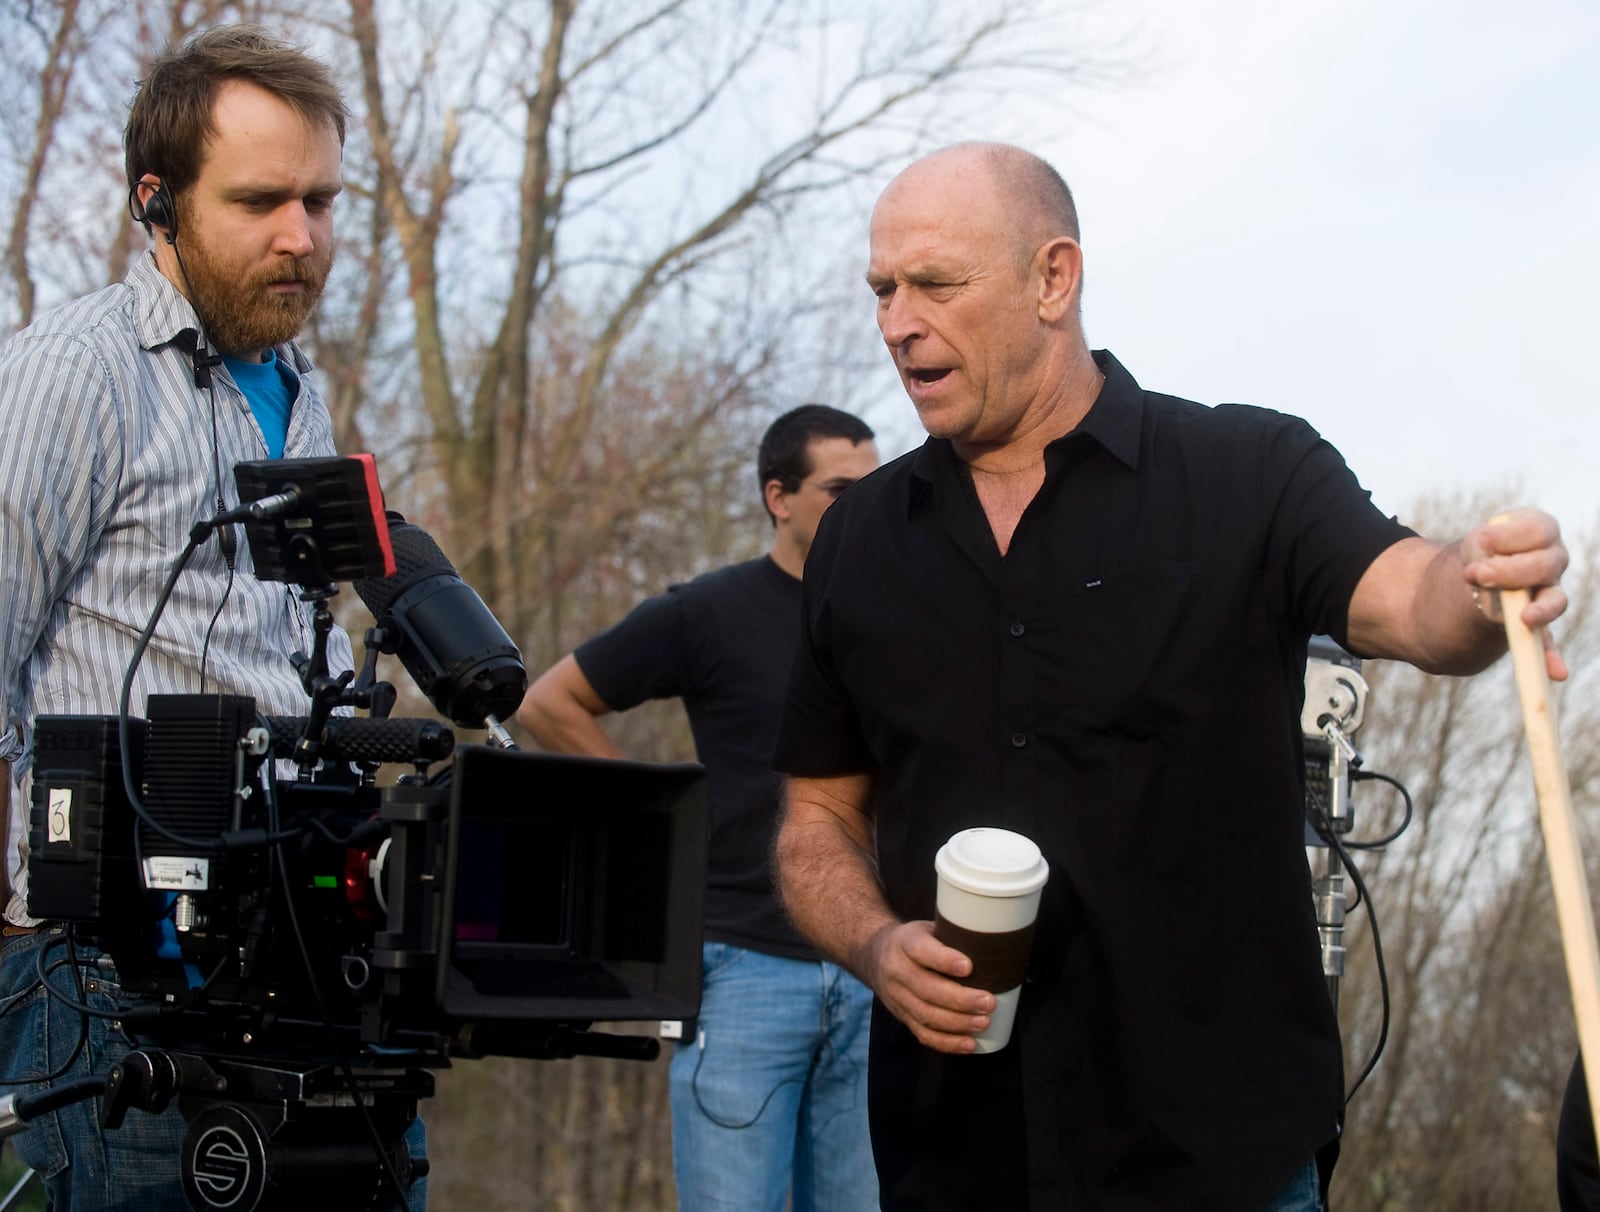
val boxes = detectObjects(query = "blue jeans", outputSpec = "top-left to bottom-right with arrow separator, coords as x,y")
0,929 -> 426,1210
1261,1158 -> 1323,1212
669,942 -> 877,1211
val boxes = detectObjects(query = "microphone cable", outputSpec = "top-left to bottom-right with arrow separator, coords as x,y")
115,528 -> 305,856
161,210 -> 237,692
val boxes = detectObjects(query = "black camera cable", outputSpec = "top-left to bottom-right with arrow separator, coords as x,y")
1344,771 -> 1415,850
1309,768 -> 1416,1107
1325,826 -> 1389,1105
115,530 -> 306,856
29,931 -> 125,1023
140,196 -> 237,693
195,343 -> 238,695
0,945 -> 92,1085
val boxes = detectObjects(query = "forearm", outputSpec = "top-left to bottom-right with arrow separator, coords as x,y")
776,772 -> 998,1052
1347,512 -> 1568,679
524,703 -> 624,761
518,698 -> 622,758
773,773 -> 898,981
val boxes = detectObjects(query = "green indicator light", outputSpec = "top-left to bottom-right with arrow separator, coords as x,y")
312,875 -> 339,889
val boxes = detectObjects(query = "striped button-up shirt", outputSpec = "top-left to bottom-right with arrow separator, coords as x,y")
0,252 -> 355,918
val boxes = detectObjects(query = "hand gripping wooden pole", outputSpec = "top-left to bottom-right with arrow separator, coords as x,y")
1499,585 -> 1600,1139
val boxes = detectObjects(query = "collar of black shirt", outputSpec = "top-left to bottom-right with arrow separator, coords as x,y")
908,349 -> 1146,508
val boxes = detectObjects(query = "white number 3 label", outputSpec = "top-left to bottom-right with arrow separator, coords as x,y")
48,788 -> 71,844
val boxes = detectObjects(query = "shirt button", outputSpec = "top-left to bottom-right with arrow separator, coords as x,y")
1009,622 -> 1026,638
1011,733 -> 1027,748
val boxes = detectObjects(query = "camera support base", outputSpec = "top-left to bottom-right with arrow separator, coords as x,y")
106,1049 -> 430,1212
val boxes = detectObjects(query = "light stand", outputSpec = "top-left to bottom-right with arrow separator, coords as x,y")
1303,640 -> 1369,1011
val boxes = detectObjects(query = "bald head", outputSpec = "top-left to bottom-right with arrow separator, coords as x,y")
879,142 -> 1080,272
865,142 -> 1095,454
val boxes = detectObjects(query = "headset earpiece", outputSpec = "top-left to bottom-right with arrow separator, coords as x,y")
145,186 -> 177,241
129,178 -> 178,244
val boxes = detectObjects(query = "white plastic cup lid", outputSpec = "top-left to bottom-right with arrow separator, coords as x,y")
934,827 -> 1049,898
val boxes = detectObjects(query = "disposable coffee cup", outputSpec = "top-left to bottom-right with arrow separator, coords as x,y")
933,827 -> 1049,1053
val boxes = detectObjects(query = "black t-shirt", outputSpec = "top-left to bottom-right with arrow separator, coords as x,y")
775,351 -> 1413,1211
576,555 -> 815,959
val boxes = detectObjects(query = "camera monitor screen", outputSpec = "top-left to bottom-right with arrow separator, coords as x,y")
234,454 -> 394,586
436,745 -> 707,1023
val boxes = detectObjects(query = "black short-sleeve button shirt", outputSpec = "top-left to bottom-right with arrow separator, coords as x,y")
775,351 -> 1412,1211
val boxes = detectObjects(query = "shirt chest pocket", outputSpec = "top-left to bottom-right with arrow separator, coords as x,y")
1028,563 -> 1200,735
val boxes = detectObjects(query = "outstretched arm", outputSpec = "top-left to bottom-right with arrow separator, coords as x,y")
1346,508 -> 1569,681
514,654 -> 624,758
775,772 -> 995,1054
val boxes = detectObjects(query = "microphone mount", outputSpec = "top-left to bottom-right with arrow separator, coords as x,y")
210,485 -> 305,526
171,327 -> 221,391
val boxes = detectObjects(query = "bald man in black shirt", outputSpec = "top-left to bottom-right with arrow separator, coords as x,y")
772,142 -> 1570,1212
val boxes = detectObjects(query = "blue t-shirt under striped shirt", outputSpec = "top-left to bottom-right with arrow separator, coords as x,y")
223,349 -> 297,458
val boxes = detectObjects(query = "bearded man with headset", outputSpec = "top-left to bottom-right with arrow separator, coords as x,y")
0,25 -> 425,1210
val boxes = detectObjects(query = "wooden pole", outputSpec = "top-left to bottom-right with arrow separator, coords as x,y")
1499,585 -> 1600,1141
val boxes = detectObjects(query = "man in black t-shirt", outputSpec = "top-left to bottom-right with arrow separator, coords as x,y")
517,405 -> 880,1212
771,142 -> 1572,1212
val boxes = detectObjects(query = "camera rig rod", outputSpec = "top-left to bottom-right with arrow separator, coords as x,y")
0,1076 -> 109,1142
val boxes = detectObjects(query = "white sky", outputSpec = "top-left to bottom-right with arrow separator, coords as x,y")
862,0 -> 1600,536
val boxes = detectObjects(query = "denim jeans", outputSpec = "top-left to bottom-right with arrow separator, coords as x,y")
669,942 -> 877,1211
1261,1158 -> 1323,1212
0,929 -> 426,1210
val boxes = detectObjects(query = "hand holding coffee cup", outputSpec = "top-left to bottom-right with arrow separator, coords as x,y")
933,827 -> 1050,1053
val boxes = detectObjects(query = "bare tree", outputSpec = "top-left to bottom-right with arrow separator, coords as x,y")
2,0 -> 86,329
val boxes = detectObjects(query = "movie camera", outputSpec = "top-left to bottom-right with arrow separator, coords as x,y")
2,456 -> 708,1210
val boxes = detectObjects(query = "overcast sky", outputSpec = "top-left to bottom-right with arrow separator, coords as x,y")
862,0 -> 1598,536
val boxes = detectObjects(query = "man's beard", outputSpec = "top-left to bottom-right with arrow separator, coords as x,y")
177,224 -> 333,357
